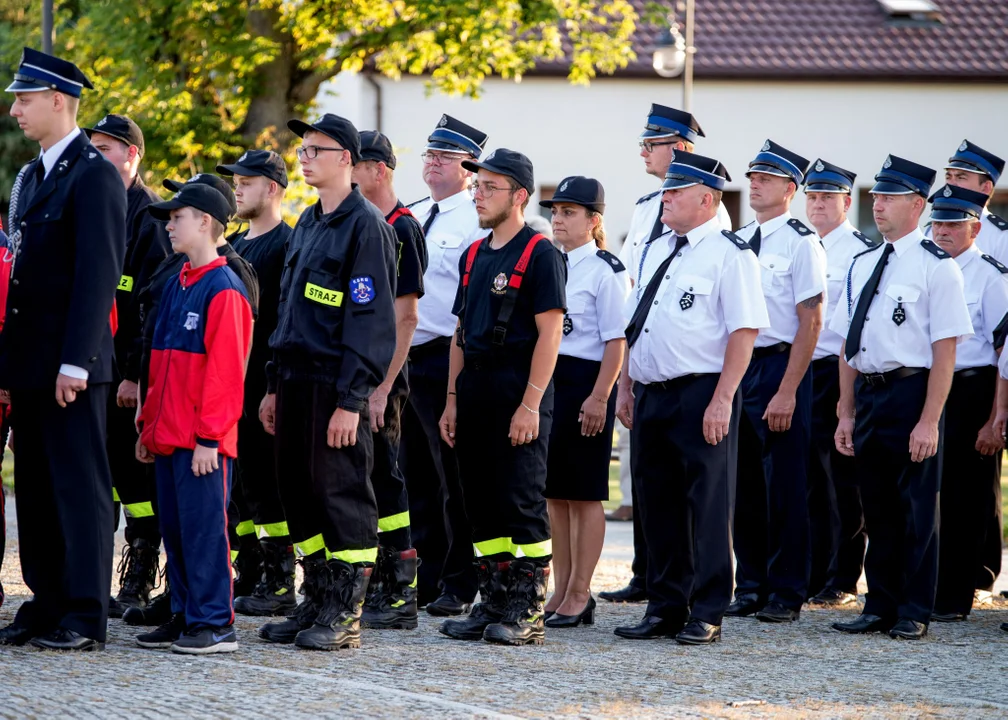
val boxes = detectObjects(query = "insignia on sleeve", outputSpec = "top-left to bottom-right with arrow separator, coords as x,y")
406,196 -> 431,209
982,254 -> 1008,273
722,229 -> 752,251
596,249 -> 626,273
636,190 -> 661,205
852,230 -> 877,247
920,239 -> 950,259
350,275 -> 376,305
788,218 -> 813,237
987,213 -> 1008,231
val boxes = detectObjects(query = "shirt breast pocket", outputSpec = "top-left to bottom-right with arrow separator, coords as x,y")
884,283 -> 921,328
825,263 -> 847,308
759,253 -> 792,295
278,249 -> 300,304
674,273 -> 715,322
430,232 -> 466,270
965,286 -> 983,332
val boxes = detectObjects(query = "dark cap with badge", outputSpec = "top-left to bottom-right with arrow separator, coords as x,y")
928,184 -> 989,222
462,148 -> 535,194
163,173 -> 238,215
746,139 -> 810,186
803,159 -> 856,194
85,114 -> 146,157
946,140 -> 1004,184
216,149 -> 288,187
426,114 -> 488,158
288,113 -> 361,164
871,155 -> 936,198
661,150 -> 731,191
6,47 -> 93,97
148,183 -> 233,227
539,176 -> 605,214
640,103 -> 705,144
358,131 -> 397,169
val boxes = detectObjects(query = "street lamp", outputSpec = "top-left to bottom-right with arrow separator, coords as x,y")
652,0 -> 695,112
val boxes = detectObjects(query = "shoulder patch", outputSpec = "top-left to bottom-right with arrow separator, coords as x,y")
721,229 -> 752,251
788,218 -> 813,237
982,253 -> 1008,274
406,196 -> 431,209
852,230 -> 877,247
853,242 -> 884,260
921,238 -> 951,259
636,190 -> 661,205
595,249 -> 626,273
987,213 -> 1008,231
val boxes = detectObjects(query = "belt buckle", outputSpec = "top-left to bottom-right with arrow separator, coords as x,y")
863,372 -> 884,387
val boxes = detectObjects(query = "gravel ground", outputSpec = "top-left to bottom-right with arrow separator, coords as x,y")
1,494 -> 1007,719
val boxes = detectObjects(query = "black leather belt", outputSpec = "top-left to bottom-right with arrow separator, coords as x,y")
644,373 -> 716,391
954,366 -> 992,380
409,336 -> 452,359
753,342 -> 791,360
860,366 -> 926,388
813,354 -> 840,367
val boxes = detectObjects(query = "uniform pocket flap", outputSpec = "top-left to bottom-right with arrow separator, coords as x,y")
674,274 -> 714,295
759,254 -> 791,273
884,283 -> 920,303
566,298 -> 587,314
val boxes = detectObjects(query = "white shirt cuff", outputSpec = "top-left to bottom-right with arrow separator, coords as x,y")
59,364 -> 89,380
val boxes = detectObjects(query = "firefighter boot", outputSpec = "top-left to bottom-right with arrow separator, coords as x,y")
258,556 -> 329,643
362,547 -> 419,630
440,559 -> 510,641
123,569 -> 171,626
234,538 -> 296,616
294,560 -> 371,651
483,559 -> 549,646
232,534 -> 265,599
110,538 -> 160,618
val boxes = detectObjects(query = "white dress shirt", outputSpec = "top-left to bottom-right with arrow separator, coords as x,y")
974,208 -> 1008,267
736,212 -> 828,349
560,241 -> 630,362
410,189 -> 490,345
627,215 -> 770,383
951,243 -> 1008,370
829,227 -> 973,373
814,219 -> 876,360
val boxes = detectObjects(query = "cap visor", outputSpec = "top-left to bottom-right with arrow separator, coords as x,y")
163,179 -> 185,192
930,209 -> 975,222
746,164 -> 791,179
870,180 -> 916,195
287,119 -> 314,138
639,129 -> 680,140
85,128 -> 132,146
660,178 -> 700,191
460,159 -> 489,174
148,199 -> 185,221
944,161 -> 987,175
5,79 -> 50,93
425,141 -> 473,155
216,163 -> 259,177
803,183 -> 850,193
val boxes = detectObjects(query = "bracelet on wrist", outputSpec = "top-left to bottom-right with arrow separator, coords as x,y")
521,402 -> 539,415
527,381 -> 545,393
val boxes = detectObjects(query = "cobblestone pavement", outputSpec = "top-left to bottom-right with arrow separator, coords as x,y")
1,498 -> 1007,718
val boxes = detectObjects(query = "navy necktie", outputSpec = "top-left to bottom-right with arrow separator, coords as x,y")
749,226 -> 762,256
845,243 -> 895,362
625,235 -> 689,348
421,203 -> 439,236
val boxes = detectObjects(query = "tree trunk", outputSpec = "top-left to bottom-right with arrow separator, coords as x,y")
240,2 -> 299,148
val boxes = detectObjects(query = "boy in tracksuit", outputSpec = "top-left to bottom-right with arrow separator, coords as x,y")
135,184 -> 253,655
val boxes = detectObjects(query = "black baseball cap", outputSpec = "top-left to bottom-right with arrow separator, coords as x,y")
539,176 -> 605,214
216,149 -> 288,187
358,131 -> 396,169
462,148 -> 535,194
85,114 -> 145,157
288,113 -> 361,164
163,173 -> 238,215
148,183 -> 233,227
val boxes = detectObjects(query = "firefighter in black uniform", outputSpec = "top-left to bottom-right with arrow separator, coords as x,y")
216,150 -> 296,617
257,114 -> 397,651
439,149 -> 566,646
0,48 -> 126,650
352,131 -> 428,630
86,114 -> 172,618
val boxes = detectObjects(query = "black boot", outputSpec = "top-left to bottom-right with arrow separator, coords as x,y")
440,559 -> 510,641
232,535 -> 265,599
123,568 -> 171,626
110,538 -> 160,618
258,556 -> 328,643
294,560 -> 371,650
362,547 -> 419,630
483,558 -> 549,646
235,538 -> 297,617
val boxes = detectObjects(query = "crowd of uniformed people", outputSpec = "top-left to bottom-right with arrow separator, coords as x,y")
1,47 -> 1007,653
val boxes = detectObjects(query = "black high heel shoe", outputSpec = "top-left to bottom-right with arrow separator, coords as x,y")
545,595 -> 596,628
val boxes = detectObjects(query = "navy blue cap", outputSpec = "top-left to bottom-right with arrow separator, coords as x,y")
871,155 -> 936,198
163,174 -> 238,215
217,149 -> 288,188
461,148 -> 534,194
288,113 -> 361,164
6,47 -> 93,97
539,176 -> 605,214
928,184 -> 989,222
660,150 -> 731,191
358,131 -> 396,169
946,140 -> 1003,184
149,183 -> 233,227
640,103 -> 704,143
85,114 -> 145,157
426,114 -> 488,158
803,158 -> 855,194
746,140 -> 809,186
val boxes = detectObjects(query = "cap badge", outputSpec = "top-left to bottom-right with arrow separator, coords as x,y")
959,141 -> 968,152
239,152 -> 249,162
883,157 -> 892,169
88,152 -> 96,159
484,149 -> 497,162
188,174 -> 204,183
95,117 -> 107,128
815,161 -> 824,172
761,141 -> 771,152
438,115 -> 448,128
558,180 -> 569,193
943,186 -> 952,197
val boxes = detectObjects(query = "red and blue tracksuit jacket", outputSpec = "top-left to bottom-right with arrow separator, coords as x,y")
140,256 -> 253,458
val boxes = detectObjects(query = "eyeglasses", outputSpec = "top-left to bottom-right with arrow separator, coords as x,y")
638,139 -> 680,153
296,145 -> 346,161
421,151 -> 464,166
470,181 -> 516,199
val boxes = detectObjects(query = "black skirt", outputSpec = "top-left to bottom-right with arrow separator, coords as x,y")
545,354 -> 616,501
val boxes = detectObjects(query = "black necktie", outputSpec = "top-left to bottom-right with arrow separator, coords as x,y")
749,226 -> 762,256
422,203 -> 440,236
648,204 -> 667,243
625,235 -> 689,348
844,243 -> 895,362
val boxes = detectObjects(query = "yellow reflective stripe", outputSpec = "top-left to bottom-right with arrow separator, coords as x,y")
256,521 -> 289,538
123,501 -> 154,519
473,537 -> 518,558
295,534 -> 327,557
235,520 -> 256,537
112,487 -> 121,502
330,547 -> 378,564
377,511 -> 410,533
230,549 -> 240,563
118,275 -> 134,292
516,539 -> 553,558
304,283 -> 344,307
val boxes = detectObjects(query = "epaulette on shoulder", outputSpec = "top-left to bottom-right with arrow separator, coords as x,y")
722,229 -> 752,251
852,230 -> 877,247
853,242 -> 884,260
788,218 -> 813,237
636,190 -> 661,205
406,195 -> 431,209
921,238 -> 951,259
987,213 -> 1008,232
982,253 -> 1008,274
596,249 -> 626,273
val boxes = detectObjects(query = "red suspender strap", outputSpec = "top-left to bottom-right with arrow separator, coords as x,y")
456,239 -> 485,348
493,233 -> 547,347
386,206 -> 414,226
507,233 -> 546,290
462,238 -> 482,288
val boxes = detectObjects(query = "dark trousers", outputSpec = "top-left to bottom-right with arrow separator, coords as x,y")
232,395 -> 288,538
156,449 -> 234,629
107,390 -> 160,545
11,385 -> 114,642
0,405 -> 10,588
855,370 -> 941,624
734,350 -> 813,610
936,366 -> 998,615
400,339 -> 476,603
632,376 -> 738,625
808,356 -> 865,596
275,378 -> 377,560
630,467 -> 648,592
455,360 -> 552,560
373,374 -> 412,550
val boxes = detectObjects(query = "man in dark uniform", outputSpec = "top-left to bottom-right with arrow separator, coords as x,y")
257,114 -> 397,651
352,131 -> 428,629
86,114 -> 172,618
438,148 -> 566,646
0,48 -> 126,650
216,150 -> 296,617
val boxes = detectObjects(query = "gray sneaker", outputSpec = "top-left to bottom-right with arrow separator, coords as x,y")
170,625 -> 238,655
